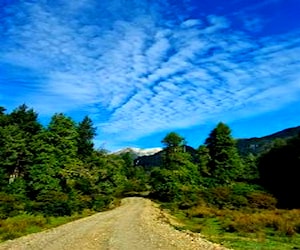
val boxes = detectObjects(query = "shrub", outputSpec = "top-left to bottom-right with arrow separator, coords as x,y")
34,191 -> 72,216
221,209 -> 300,236
0,193 -> 26,219
0,214 -> 46,241
247,192 -> 277,209
186,205 -> 216,218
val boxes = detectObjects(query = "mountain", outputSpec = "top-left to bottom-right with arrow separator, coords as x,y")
134,126 -> 300,168
113,147 -> 162,159
237,126 -> 300,156
134,145 -> 197,170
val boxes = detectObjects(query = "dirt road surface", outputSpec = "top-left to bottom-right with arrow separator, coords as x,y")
0,197 -> 229,250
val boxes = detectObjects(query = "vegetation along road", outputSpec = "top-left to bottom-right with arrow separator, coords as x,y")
0,197 -> 229,250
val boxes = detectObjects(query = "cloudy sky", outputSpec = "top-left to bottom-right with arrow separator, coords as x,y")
1,0 -> 300,151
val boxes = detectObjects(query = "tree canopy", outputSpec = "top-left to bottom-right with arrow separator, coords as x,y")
204,122 -> 242,185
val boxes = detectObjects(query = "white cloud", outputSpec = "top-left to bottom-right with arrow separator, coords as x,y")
1,0 -> 300,149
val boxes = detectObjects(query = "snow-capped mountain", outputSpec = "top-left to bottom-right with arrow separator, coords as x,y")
113,147 -> 162,158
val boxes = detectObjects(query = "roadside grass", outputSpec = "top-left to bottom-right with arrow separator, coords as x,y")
0,197 -> 123,243
0,209 -> 95,242
169,206 -> 300,250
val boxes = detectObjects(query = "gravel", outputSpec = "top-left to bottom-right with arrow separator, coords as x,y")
0,197 -> 230,250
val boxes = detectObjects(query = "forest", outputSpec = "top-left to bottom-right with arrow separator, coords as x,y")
0,104 -> 299,249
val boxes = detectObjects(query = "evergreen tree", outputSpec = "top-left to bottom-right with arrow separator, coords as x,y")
26,130 -> 62,199
162,132 -> 185,148
0,105 -> 43,185
77,116 -> 96,160
8,104 -> 42,135
161,132 -> 187,170
47,113 -> 79,166
151,132 -> 200,205
205,122 -> 242,185
0,106 -> 7,126
197,145 -> 211,177
0,125 -> 31,184
240,153 -> 259,181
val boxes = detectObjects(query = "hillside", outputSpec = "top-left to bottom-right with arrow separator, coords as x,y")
114,147 -> 162,159
135,145 -> 197,169
135,126 -> 300,168
237,125 -> 300,156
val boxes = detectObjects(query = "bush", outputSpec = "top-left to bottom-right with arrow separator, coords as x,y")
92,194 -> 113,211
186,205 -> 216,218
222,212 -> 264,233
221,209 -> 300,236
0,214 -> 46,241
0,193 -> 26,219
247,192 -> 277,209
202,183 -> 272,210
34,191 -> 72,216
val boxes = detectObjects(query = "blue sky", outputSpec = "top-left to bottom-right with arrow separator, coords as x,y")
1,0 -> 300,151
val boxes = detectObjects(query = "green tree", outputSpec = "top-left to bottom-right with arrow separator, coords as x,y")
77,116 -> 96,160
240,153 -> 259,181
205,122 -> 242,185
161,132 -> 187,170
151,132 -> 200,206
26,130 -> 62,199
161,132 -> 185,148
197,145 -> 211,177
0,105 -> 42,185
47,113 -> 79,167
8,104 -> 42,135
0,125 -> 31,185
0,106 -> 7,126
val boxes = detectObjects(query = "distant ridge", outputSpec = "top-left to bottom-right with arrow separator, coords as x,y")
237,125 -> 300,156
133,126 -> 300,169
113,147 -> 162,159
134,145 -> 197,169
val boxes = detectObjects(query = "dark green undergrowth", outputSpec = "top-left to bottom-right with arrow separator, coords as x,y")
168,206 -> 300,250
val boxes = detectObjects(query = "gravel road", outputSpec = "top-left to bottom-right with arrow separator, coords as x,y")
0,197 -> 229,250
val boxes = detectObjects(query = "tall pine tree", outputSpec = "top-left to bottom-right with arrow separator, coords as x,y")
205,122 -> 242,185
77,116 -> 96,160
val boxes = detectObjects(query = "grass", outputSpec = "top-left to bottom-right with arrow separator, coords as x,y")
169,205 -> 300,250
0,209 -> 95,242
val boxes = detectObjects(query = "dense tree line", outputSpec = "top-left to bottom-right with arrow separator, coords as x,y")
0,105 -> 129,218
148,122 -> 299,210
1,104 -> 298,221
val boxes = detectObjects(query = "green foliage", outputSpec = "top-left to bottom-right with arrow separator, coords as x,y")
0,193 -> 26,219
204,122 -> 243,185
196,145 -> 211,177
8,104 -> 42,135
0,214 -> 46,241
161,132 -> 185,148
47,113 -> 79,165
237,126 -> 300,156
33,190 -> 72,216
77,116 -> 96,160
150,132 -> 200,207
1,103 -> 299,248
200,183 -> 275,209
0,125 -> 32,182
0,104 -> 130,221
239,153 -> 259,181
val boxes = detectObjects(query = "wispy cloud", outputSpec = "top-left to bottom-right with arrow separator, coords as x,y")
1,0 -> 300,149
